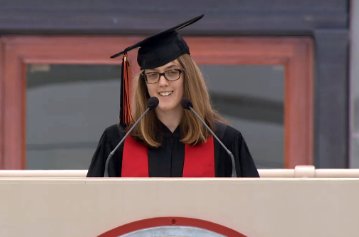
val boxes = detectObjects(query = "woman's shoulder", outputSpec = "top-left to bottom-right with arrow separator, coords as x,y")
214,122 -> 244,140
102,123 -> 125,139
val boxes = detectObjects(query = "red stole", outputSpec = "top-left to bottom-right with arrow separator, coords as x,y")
122,136 -> 215,177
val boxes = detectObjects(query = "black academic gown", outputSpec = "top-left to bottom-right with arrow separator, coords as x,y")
87,122 -> 259,177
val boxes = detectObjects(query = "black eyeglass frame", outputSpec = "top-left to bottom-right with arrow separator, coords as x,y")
142,69 -> 184,84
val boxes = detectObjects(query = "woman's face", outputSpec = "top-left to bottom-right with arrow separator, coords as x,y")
144,60 -> 184,114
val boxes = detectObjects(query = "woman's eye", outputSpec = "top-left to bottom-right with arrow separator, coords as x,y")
166,70 -> 178,75
146,73 -> 158,78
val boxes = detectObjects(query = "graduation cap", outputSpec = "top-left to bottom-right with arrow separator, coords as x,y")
111,14 -> 204,127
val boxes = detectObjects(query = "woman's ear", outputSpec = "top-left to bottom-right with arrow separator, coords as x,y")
140,75 -> 151,97
140,72 -> 148,85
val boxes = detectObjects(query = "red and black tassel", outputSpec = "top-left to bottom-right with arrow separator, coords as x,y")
120,53 -> 133,128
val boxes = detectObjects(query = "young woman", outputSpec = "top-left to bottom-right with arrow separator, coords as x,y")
87,15 -> 259,177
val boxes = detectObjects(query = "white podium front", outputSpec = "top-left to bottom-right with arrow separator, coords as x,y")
0,178 -> 359,237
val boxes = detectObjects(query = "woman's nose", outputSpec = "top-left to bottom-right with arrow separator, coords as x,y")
158,74 -> 168,86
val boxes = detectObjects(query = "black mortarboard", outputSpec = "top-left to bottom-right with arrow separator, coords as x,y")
111,14 -> 204,69
112,14 -> 204,127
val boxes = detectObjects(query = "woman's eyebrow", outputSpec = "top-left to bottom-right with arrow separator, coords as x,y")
164,64 -> 181,70
146,64 -> 180,73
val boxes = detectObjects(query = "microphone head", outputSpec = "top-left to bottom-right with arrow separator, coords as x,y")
181,98 -> 193,110
147,97 -> 159,110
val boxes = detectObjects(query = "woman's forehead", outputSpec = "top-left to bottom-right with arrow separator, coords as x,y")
147,60 -> 180,71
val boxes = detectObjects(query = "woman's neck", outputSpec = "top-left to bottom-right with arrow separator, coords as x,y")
156,108 -> 183,132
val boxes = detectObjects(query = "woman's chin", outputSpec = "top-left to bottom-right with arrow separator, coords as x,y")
156,103 -> 181,113
157,105 -> 173,112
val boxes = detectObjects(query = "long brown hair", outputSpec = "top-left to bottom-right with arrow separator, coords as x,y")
131,54 -> 223,147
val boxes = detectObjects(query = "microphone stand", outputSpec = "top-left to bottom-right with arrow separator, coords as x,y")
105,97 -> 158,177
186,105 -> 237,177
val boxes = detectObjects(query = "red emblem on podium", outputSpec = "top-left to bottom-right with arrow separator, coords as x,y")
99,217 -> 246,237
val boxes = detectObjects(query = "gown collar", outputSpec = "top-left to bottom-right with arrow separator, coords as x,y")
157,119 -> 181,138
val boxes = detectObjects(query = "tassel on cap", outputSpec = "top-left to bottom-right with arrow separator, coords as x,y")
120,53 -> 133,128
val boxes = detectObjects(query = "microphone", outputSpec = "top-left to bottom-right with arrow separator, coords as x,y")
105,97 -> 159,176
181,99 -> 237,177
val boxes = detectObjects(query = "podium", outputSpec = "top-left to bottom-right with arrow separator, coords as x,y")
1,177 -> 359,236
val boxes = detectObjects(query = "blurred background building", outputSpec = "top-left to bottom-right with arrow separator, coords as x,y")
0,0 -> 357,170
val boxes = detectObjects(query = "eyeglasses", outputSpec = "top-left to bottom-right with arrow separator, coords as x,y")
143,69 -> 183,84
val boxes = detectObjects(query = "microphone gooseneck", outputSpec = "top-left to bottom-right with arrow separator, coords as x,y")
181,98 -> 237,177
105,96 -> 159,176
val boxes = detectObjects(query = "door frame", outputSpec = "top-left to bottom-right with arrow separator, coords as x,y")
0,36 -> 313,168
